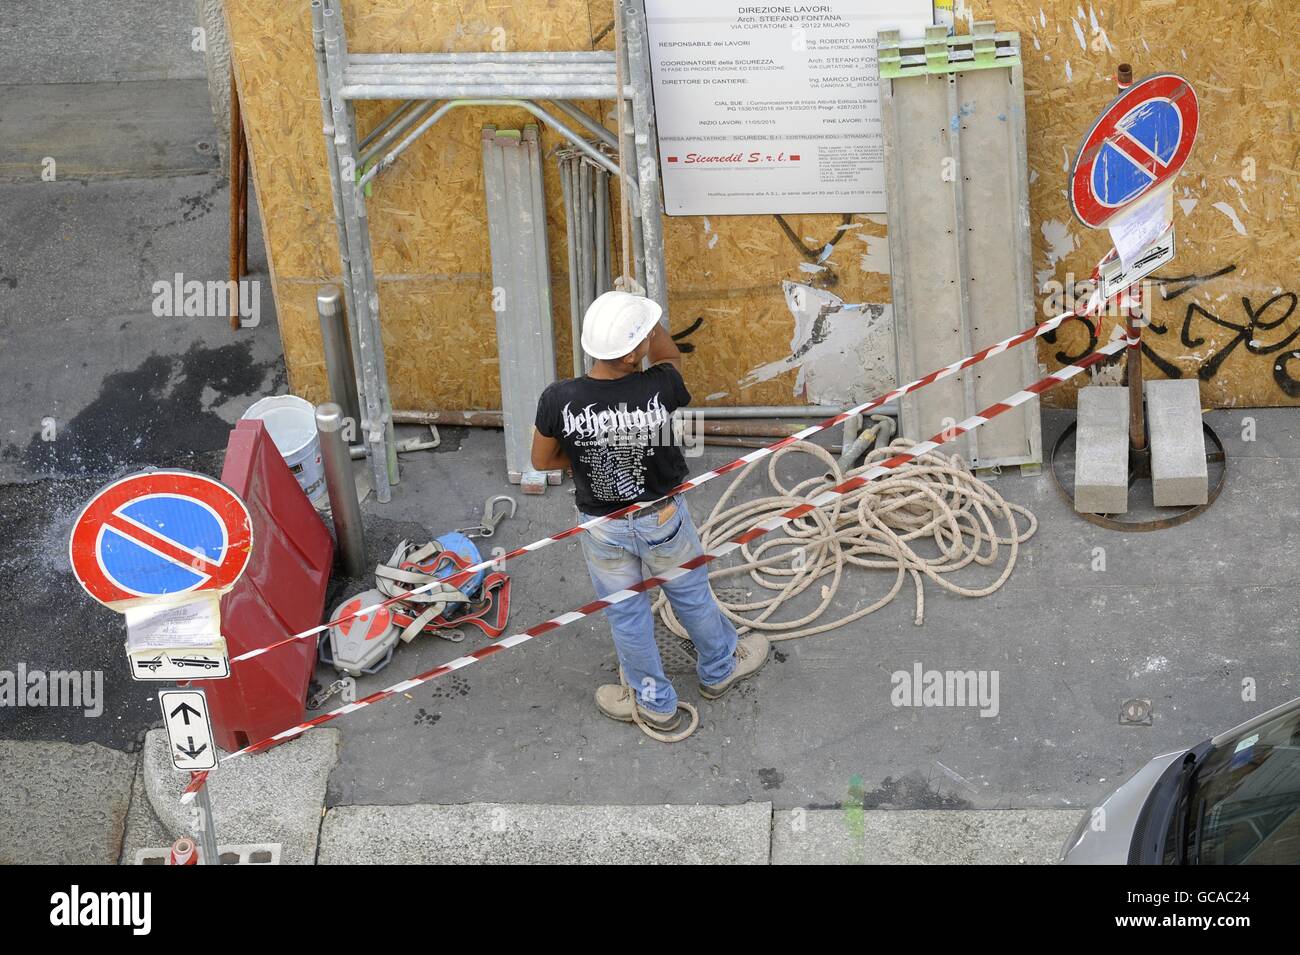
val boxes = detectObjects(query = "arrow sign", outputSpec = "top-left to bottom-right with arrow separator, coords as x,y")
158,689 -> 217,772
177,737 -> 208,760
170,702 -> 202,725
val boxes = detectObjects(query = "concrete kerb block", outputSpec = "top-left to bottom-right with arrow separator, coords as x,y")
318,802 -> 774,864
770,809 -> 1082,865
197,0 -> 234,167
1074,386 -> 1130,514
141,727 -> 339,865
1145,379 -> 1208,506
0,740 -> 136,865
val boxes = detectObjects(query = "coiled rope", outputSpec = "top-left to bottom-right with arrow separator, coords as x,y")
653,439 -> 1036,641
622,671 -> 700,743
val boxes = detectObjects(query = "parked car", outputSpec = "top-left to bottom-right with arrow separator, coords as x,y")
1061,695 -> 1300,864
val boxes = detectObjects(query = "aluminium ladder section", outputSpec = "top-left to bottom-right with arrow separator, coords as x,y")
880,23 -> 1041,471
483,126 -> 561,483
311,0 -> 669,496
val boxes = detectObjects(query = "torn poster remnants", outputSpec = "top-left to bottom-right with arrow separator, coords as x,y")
740,282 -> 895,406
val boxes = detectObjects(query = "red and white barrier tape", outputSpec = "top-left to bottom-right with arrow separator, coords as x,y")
230,296 -> 1104,667
183,334 -> 1122,802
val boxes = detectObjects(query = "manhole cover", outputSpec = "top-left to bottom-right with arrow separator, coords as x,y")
1119,698 -> 1153,725
653,587 -> 747,674
655,587 -> 748,675
654,619 -> 697,674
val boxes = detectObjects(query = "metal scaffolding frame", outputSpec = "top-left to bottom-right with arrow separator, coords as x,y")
559,144 -> 615,377
309,0 -> 668,500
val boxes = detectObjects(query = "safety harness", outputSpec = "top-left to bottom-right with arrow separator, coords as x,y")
323,532 -> 511,677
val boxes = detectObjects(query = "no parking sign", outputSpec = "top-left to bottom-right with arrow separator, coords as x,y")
70,469 -> 252,681
1071,73 -> 1199,229
69,469 -> 253,611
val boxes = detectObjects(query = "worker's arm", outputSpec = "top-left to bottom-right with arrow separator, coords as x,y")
645,322 -> 681,371
530,427 -> 571,472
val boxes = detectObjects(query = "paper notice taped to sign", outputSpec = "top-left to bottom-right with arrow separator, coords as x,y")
644,0 -> 932,215
125,594 -> 223,649
125,594 -> 229,681
1108,182 -> 1174,270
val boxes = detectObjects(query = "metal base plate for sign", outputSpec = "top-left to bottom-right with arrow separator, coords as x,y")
880,23 -> 1041,470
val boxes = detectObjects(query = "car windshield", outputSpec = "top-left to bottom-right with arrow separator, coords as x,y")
1180,703 -> 1300,864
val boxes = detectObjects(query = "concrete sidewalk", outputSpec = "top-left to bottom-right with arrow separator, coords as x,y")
316,804 -> 1077,865
0,738 -> 1080,863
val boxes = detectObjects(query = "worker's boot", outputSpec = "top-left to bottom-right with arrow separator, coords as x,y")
699,633 -> 771,700
595,684 -> 681,731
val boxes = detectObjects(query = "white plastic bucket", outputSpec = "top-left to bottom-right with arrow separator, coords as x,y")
241,395 -> 327,505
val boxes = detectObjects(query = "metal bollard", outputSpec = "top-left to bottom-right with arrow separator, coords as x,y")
316,402 -> 367,578
316,286 -> 363,433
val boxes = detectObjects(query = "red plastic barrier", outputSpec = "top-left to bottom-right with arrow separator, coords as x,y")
205,419 -> 333,752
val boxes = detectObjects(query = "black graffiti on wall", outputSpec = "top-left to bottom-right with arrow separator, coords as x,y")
1044,264 -> 1300,397
671,316 -> 705,353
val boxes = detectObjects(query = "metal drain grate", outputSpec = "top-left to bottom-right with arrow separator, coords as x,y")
713,586 -> 748,604
653,620 -> 697,674
653,587 -> 748,674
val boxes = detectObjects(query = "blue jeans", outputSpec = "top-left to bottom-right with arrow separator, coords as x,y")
579,496 -> 738,714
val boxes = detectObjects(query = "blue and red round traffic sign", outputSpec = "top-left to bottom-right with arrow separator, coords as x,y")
69,470 -> 253,610
1071,73 -> 1199,228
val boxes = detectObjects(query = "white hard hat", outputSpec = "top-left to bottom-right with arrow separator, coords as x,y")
580,291 -> 662,360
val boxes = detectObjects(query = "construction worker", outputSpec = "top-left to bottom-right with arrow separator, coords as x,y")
532,290 -> 770,734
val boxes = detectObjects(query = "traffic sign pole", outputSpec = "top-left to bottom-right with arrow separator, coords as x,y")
192,773 -> 220,866
159,672 -> 224,865
69,469 -> 246,867
1117,63 -> 1148,453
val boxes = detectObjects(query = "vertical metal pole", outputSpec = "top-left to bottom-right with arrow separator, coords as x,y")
317,286 -> 363,429
613,4 -> 647,294
624,0 -> 669,318
595,162 -> 610,295
316,402 -> 368,577
310,1 -> 364,395
627,151 -> 647,293
559,154 -> 583,377
577,159 -> 592,318
193,774 -> 220,866
322,3 -> 391,501
1117,62 -> 1146,452
229,66 -> 243,331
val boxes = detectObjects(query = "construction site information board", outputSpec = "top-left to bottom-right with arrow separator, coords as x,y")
644,1 -> 933,215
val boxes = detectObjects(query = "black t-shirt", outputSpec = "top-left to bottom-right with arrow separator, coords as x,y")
534,363 -> 691,516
